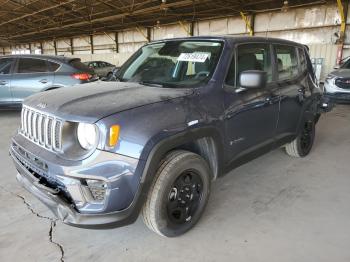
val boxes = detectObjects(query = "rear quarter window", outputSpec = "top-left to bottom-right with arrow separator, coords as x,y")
275,45 -> 298,80
47,61 -> 60,72
297,48 -> 307,73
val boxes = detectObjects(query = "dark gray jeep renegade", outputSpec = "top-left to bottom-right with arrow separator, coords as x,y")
10,36 -> 325,237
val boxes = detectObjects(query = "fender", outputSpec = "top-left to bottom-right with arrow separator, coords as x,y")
120,126 -> 225,224
140,126 -> 225,183
296,93 -> 321,134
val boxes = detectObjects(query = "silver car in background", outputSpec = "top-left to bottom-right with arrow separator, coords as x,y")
324,57 -> 350,103
84,61 -> 116,79
0,55 -> 97,108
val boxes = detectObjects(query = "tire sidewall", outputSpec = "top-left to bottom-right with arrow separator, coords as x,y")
152,154 -> 211,237
297,119 -> 315,157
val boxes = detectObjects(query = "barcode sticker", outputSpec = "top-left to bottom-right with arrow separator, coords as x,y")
177,52 -> 209,63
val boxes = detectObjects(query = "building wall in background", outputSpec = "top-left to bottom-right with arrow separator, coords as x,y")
1,3 -> 348,81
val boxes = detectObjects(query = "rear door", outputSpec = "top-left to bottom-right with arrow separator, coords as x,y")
11,57 -> 54,103
274,45 -> 306,143
0,57 -> 15,104
224,43 -> 280,166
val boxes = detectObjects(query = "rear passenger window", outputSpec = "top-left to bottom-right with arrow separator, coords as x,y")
17,58 -> 48,73
298,48 -> 307,73
0,58 -> 14,74
47,61 -> 60,72
236,44 -> 272,85
275,45 -> 298,80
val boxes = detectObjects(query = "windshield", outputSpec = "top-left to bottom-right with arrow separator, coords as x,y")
341,58 -> 350,69
117,40 -> 223,87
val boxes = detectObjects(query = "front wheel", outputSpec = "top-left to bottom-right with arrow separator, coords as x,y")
142,150 -> 211,237
285,120 -> 316,157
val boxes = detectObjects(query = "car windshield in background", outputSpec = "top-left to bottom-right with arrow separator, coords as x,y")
118,41 -> 223,88
340,57 -> 350,69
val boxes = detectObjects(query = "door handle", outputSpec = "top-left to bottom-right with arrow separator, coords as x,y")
298,87 -> 306,102
39,79 -> 48,84
0,80 -> 8,85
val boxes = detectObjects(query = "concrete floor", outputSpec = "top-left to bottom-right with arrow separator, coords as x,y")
0,106 -> 350,262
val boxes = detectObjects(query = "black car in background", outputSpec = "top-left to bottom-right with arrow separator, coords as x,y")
0,55 -> 97,107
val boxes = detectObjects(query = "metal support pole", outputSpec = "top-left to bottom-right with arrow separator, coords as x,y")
53,40 -> 57,56
178,20 -> 191,36
28,43 -> 32,54
336,0 -> 349,64
136,27 -> 149,42
70,38 -> 74,55
147,27 -> 151,42
190,21 -> 194,36
90,35 -> 94,54
40,42 -> 43,54
115,32 -> 119,53
240,11 -> 254,36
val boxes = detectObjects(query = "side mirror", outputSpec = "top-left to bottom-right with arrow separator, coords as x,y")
239,70 -> 267,90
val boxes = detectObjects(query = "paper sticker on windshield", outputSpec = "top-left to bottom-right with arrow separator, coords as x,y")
178,53 -> 209,63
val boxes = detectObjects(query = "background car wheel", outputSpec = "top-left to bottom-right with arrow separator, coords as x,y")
106,72 -> 113,80
142,150 -> 211,237
285,119 -> 316,157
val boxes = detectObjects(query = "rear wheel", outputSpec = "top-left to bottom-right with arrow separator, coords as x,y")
285,119 -> 315,157
142,150 -> 211,237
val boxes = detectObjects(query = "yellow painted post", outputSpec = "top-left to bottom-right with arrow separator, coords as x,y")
336,0 -> 347,64
178,20 -> 191,36
240,11 -> 254,36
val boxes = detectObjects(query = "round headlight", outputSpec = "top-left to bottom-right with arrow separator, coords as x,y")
77,123 -> 98,150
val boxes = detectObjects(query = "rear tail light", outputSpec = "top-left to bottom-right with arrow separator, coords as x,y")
72,73 -> 92,81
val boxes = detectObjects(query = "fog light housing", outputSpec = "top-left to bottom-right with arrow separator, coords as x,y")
86,179 -> 107,202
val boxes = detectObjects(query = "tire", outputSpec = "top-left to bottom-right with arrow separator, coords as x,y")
285,119 -> 316,157
142,150 -> 211,237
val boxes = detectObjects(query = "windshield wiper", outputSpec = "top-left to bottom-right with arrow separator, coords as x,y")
138,81 -> 165,87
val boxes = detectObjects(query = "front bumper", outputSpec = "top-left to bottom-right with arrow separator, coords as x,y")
9,134 -> 146,229
324,80 -> 350,104
324,92 -> 350,104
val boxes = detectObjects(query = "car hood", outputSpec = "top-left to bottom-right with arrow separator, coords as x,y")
24,81 -> 194,122
329,69 -> 350,78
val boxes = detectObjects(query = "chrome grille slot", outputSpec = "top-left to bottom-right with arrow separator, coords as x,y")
33,113 -> 38,141
20,106 -> 63,152
46,118 -> 53,148
53,120 -> 62,150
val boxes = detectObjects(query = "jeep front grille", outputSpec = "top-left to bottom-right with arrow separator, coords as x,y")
20,106 -> 63,151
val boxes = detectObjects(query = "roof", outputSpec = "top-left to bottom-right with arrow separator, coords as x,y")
148,35 -> 305,47
0,0 -> 332,46
0,54 -> 79,62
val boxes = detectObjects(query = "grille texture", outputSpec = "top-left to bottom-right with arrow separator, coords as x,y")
21,106 -> 62,151
335,78 -> 350,90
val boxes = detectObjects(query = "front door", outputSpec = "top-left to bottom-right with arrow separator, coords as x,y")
224,43 -> 280,167
0,57 -> 15,105
11,57 -> 54,103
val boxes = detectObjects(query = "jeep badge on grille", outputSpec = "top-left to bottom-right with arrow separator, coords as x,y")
37,103 -> 47,109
